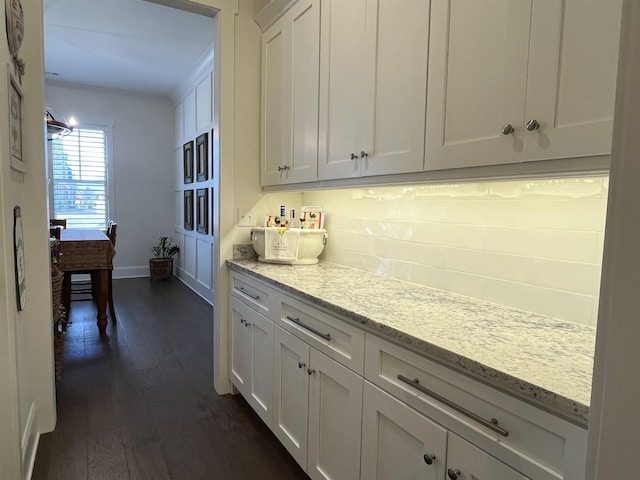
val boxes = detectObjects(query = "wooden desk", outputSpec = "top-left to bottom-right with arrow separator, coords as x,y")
59,229 -> 115,334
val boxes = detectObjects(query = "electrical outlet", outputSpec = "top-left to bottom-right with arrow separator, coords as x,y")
238,209 -> 256,227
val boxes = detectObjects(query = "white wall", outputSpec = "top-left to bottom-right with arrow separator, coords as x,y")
45,83 -> 176,278
1,1 -> 57,478
296,177 -> 607,327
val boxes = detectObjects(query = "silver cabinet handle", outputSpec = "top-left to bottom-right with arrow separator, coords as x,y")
286,315 -> 331,341
397,374 -> 509,437
360,150 -> 369,158
350,153 -> 358,160
423,453 -> 435,465
447,468 -> 461,480
238,287 -> 259,300
525,119 -> 540,131
501,123 -> 514,135
278,165 -> 291,171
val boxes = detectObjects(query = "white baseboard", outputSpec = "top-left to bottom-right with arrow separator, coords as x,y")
21,403 -> 38,480
113,265 -> 149,279
176,268 -> 214,305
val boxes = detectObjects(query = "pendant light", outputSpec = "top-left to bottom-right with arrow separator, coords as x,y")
45,107 -> 73,141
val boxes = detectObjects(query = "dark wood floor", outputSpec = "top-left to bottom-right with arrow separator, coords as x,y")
33,277 -> 309,480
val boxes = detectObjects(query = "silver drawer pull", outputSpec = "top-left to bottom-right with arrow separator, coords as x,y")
238,287 -> 260,300
286,315 -> 331,341
397,374 -> 509,437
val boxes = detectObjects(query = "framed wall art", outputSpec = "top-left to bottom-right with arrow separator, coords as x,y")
183,140 -> 194,184
196,132 -> 208,182
196,188 -> 208,234
13,206 -> 26,310
8,71 -> 25,172
184,190 -> 194,230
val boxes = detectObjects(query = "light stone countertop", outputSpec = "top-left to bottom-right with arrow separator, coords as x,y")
227,259 -> 595,426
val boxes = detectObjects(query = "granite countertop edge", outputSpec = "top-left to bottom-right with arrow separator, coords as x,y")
227,259 -> 591,427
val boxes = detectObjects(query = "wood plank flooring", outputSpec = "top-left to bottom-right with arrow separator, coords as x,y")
32,277 -> 309,480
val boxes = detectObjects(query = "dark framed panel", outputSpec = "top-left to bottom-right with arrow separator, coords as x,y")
196,188 -> 208,234
196,132 -> 208,182
211,187 -> 215,237
184,190 -> 194,230
183,141 -> 194,184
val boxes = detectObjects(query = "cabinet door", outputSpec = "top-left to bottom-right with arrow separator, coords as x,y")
523,0 -> 622,161
318,0 -> 370,180
230,297 -> 251,396
361,0 -> 430,177
308,349 -> 363,480
273,326 -> 310,470
426,0 -> 532,170
261,0 -> 320,186
361,382 -> 447,480
229,297 -> 274,427
246,309 -> 274,427
446,433 -> 531,480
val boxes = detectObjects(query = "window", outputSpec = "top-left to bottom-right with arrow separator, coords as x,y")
50,126 -> 109,229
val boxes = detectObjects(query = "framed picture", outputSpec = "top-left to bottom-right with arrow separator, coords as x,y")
196,132 -> 208,182
196,188 -> 208,234
184,190 -> 194,230
183,140 -> 194,184
8,72 -> 25,172
13,206 -> 26,310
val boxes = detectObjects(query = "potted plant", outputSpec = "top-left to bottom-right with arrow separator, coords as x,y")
149,236 -> 179,280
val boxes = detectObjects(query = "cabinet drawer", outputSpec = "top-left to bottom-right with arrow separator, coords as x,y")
230,271 -> 276,319
364,334 -> 587,480
277,293 -> 365,374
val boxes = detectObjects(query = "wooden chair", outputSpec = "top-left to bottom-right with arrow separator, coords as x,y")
49,218 -> 67,229
49,226 -> 61,240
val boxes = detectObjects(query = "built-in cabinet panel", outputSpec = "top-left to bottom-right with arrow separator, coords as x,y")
426,0 -> 622,171
174,65 -> 214,303
317,0 -> 430,180
261,0 -> 320,185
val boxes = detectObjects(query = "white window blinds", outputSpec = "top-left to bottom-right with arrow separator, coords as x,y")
50,127 -> 108,229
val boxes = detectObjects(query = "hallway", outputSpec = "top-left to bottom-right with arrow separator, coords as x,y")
32,278 -> 308,479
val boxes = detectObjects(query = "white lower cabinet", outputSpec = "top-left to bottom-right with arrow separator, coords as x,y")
229,296 -> 274,428
361,382 -> 447,480
446,433 -> 530,480
274,325 -> 363,480
229,269 -> 587,480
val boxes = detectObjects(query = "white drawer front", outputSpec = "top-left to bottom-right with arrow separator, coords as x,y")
364,334 -> 587,480
230,271 -> 276,319
278,294 -> 365,374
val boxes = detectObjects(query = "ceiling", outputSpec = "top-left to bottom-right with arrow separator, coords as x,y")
43,0 -> 216,99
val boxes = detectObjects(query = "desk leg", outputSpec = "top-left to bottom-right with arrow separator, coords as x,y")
95,269 -> 108,334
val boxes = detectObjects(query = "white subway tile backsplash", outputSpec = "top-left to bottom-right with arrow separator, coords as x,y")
268,176 -> 608,326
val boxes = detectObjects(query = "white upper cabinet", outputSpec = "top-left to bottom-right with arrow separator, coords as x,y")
261,0 -> 320,186
318,0 -> 431,180
426,0 -> 622,171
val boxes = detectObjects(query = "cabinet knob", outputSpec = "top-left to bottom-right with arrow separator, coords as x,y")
447,468 -> 461,480
501,123 -> 515,135
525,119 -> 540,131
350,153 -> 358,160
240,318 -> 245,325
423,453 -> 435,465
298,362 -> 306,369
307,368 -> 316,375
360,150 -> 369,158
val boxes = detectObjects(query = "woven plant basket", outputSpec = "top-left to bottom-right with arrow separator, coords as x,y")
51,269 -> 66,382
149,258 -> 174,280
